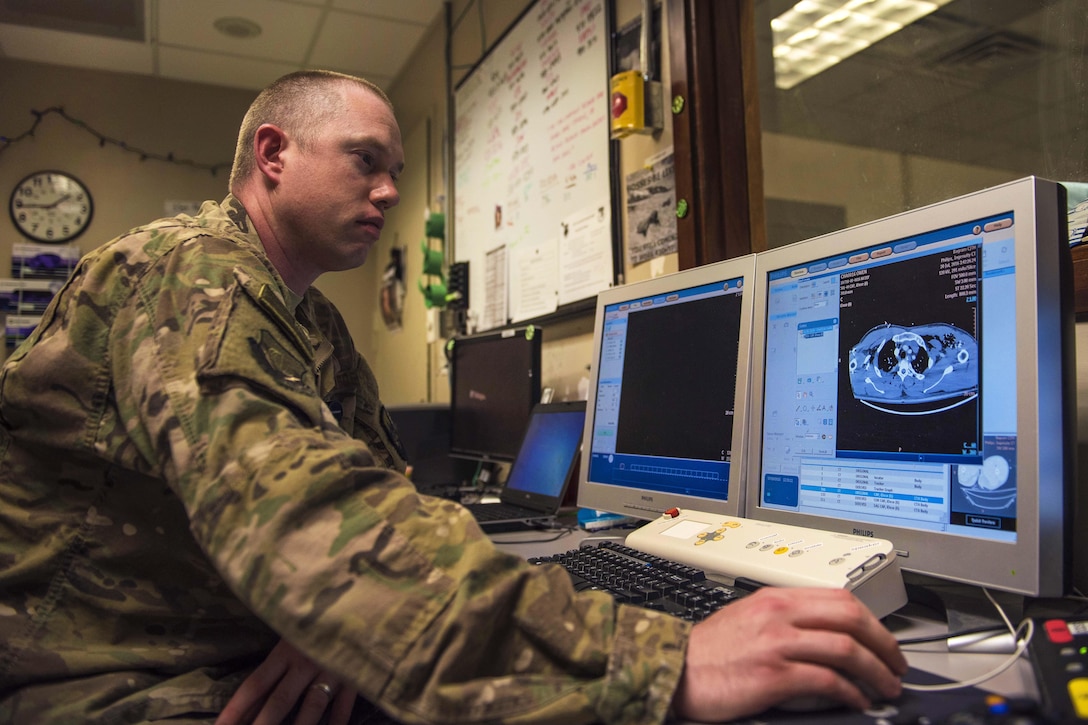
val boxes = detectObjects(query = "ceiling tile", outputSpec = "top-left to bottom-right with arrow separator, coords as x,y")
333,0 -> 443,26
994,58 -> 1083,105
925,87 -> 1041,136
310,10 -> 424,78
781,57 -> 890,104
0,0 -> 144,41
0,23 -> 152,74
866,12 -> 981,62
830,73 -> 975,124
158,45 -> 295,91
1008,0 -> 1088,54
157,0 -> 322,63
940,0 -> 1058,33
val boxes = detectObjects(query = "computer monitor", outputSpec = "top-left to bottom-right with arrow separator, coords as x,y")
386,404 -> 478,492
449,326 -> 543,462
578,255 -> 757,520
746,177 -> 1075,598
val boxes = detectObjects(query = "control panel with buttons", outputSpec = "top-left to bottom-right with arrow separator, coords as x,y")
622,508 -> 907,619
1028,617 -> 1088,720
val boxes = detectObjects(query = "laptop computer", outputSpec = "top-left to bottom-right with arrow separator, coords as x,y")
464,400 -> 586,531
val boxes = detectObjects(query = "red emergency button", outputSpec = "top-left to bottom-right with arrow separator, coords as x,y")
612,92 -> 628,119
664,507 -> 680,518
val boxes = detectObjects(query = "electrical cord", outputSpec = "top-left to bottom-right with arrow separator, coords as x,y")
488,525 -> 576,546
900,587 -> 1035,692
898,624 -> 1009,647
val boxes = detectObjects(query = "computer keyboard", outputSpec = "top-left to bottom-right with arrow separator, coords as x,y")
527,541 -> 747,622
466,502 -> 538,522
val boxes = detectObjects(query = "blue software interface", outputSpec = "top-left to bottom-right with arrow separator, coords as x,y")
588,276 -> 745,502
760,211 -> 1018,544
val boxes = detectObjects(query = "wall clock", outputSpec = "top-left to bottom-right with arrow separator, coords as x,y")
9,170 -> 94,243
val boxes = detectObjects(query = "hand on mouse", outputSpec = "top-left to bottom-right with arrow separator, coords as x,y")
670,586 -> 908,722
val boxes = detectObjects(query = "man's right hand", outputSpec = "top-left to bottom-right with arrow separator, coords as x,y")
671,586 -> 908,722
215,639 -> 357,725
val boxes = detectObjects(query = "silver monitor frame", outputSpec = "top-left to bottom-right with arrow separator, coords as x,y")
745,177 -> 1073,597
578,254 -> 757,521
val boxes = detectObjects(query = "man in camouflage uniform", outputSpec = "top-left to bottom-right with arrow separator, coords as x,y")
0,70 -> 906,724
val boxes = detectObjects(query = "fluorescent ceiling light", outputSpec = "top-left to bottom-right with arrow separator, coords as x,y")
771,0 -> 954,90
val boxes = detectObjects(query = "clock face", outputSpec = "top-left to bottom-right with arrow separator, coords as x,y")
9,170 -> 94,243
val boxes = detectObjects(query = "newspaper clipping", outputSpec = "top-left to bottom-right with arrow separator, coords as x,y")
626,151 -> 676,266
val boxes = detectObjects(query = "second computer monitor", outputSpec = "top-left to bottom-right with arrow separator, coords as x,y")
746,177 -> 1074,598
578,255 -> 757,520
449,326 -> 542,462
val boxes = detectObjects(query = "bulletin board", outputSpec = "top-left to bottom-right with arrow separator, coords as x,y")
453,0 -> 618,331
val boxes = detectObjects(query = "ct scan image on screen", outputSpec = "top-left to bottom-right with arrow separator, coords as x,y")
836,247 -> 981,458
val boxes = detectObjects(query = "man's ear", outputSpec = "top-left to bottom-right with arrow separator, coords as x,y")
253,124 -> 288,184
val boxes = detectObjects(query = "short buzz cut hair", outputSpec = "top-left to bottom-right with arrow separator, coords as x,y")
229,70 -> 393,189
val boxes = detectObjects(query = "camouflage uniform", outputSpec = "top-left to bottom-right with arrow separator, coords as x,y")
0,197 -> 690,724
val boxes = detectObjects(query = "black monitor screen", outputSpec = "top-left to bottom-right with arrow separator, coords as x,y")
578,255 -> 756,521
449,327 -> 542,462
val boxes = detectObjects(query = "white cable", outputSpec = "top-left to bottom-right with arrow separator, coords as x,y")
901,588 -> 1035,693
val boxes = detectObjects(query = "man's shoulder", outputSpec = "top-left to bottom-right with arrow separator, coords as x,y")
127,199 -> 257,254
94,201 -> 270,283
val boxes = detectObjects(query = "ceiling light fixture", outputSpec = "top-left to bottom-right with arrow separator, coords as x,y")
213,16 -> 262,40
771,0 -> 954,90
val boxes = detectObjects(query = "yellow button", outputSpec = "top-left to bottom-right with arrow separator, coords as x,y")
774,547 -> 789,555
695,539 -> 706,546
1070,677 -> 1088,718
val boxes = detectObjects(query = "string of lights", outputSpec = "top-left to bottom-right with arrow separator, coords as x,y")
0,106 -> 232,177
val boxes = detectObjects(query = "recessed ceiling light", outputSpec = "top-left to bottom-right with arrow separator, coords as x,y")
771,0 -> 953,90
213,16 -> 262,39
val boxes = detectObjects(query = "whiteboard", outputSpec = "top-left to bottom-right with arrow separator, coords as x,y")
453,0 -> 615,331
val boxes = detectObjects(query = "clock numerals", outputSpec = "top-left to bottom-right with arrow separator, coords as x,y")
9,171 -> 93,243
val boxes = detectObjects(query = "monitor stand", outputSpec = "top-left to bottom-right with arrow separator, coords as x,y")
902,571 -> 1027,654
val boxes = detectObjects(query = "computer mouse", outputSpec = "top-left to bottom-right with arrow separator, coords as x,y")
773,676 -> 886,713
773,694 -> 847,713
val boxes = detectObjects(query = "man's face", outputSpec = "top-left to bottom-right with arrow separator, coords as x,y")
276,84 -> 404,275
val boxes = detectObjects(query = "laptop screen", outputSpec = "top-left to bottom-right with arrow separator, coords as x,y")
504,402 -> 586,498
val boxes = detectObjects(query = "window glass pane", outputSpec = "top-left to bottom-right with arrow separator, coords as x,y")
755,0 -> 1087,248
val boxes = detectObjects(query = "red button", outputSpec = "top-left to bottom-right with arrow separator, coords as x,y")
1045,619 -> 1073,644
612,92 -> 628,119
664,507 -> 680,518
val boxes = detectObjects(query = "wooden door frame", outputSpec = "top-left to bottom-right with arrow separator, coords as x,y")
667,0 -> 766,268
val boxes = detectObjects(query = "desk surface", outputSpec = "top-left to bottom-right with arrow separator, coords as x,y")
490,526 -> 1042,703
